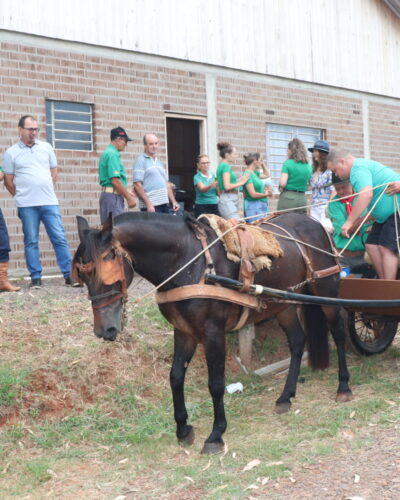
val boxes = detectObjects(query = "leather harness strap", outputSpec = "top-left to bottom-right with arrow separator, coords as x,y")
313,265 -> 341,279
156,284 -> 267,331
156,284 -> 264,309
236,224 -> 256,293
193,223 -> 215,275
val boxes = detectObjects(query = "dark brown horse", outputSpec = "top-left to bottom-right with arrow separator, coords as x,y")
72,211 -> 352,454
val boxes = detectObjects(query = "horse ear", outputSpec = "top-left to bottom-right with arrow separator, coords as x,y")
76,216 -> 90,242
101,212 -> 113,235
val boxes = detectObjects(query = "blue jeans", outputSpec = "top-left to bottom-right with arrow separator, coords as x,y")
245,200 -> 269,222
140,203 -> 170,214
18,205 -> 71,279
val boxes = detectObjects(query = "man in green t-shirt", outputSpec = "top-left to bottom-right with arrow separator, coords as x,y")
327,173 -> 372,270
98,127 -> 137,224
327,148 -> 400,279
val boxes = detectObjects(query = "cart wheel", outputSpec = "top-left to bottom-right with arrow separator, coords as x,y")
347,311 -> 398,356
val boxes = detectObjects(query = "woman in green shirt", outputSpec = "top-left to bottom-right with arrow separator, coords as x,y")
243,153 -> 272,222
277,138 -> 312,214
216,142 -> 249,219
193,154 -> 219,217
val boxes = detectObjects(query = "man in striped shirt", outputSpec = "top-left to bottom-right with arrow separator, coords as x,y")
132,134 -> 179,213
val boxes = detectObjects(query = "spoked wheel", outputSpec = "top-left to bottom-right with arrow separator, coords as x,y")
347,311 -> 398,356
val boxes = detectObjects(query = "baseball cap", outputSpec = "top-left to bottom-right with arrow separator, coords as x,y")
323,172 -> 350,188
308,139 -> 330,153
110,127 -> 132,141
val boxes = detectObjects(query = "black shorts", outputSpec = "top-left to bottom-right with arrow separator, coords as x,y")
366,213 -> 400,254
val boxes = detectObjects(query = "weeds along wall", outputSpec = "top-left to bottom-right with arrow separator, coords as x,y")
1,33 -> 400,276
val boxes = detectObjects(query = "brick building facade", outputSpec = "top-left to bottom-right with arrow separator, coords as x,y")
1,34 -> 400,276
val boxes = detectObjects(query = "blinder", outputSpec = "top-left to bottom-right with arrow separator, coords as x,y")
74,247 -> 131,309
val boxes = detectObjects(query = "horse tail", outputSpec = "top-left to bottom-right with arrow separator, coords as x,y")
302,303 -> 330,370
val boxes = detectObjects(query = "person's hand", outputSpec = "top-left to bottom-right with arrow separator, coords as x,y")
211,180 -> 218,188
341,220 -> 352,238
127,194 -> 137,209
146,203 -> 156,212
171,202 -> 180,212
239,173 -> 249,184
386,181 -> 400,196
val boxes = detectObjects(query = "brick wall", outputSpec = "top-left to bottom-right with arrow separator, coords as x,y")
0,41 -> 207,276
1,38 -> 399,276
369,101 -> 400,168
215,76 -> 365,167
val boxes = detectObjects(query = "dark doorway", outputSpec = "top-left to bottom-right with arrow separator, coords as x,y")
166,117 -> 201,212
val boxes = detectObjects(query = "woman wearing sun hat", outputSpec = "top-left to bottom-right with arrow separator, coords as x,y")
309,139 -> 335,225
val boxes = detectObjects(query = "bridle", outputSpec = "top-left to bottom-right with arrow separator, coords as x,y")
74,248 -> 131,309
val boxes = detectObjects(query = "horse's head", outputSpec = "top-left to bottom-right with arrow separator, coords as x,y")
72,215 -> 134,341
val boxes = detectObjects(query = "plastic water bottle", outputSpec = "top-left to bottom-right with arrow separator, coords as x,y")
340,267 -> 350,278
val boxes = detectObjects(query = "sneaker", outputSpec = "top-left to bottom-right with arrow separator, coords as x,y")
29,278 -> 42,289
65,276 -> 82,287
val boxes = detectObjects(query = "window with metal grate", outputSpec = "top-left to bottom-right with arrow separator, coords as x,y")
45,100 -> 93,151
265,124 -> 323,190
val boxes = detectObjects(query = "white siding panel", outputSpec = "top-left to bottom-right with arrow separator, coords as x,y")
1,0 -> 399,97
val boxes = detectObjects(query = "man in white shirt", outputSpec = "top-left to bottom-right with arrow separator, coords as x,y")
3,115 -> 75,288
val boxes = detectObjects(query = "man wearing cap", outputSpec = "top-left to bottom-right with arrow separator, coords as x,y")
327,173 -> 372,270
308,140 -> 334,224
99,127 -> 137,224
132,133 -> 179,214
327,148 -> 400,280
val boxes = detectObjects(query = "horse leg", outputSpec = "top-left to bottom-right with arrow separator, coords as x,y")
201,328 -> 227,454
170,328 -> 197,446
275,307 -> 305,414
323,306 -> 353,402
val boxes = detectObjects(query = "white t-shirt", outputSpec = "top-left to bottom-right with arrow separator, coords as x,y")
3,140 -> 58,207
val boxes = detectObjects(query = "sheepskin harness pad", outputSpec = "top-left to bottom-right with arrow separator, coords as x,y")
199,214 -> 284,293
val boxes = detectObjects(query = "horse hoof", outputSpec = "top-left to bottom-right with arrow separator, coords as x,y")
201,441 -> 224,455
275,402 -> 291,414
178,426 -> 195,446
336,392 -> 353,403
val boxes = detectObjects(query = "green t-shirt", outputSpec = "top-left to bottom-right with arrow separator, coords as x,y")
328,195 -> 371,251
98,144 -> 128,188
281,159 -> 312,191
216,161 -> 237,191
193,172 -> 218,204
243,169 -> 266,202
350,158 -> 400,223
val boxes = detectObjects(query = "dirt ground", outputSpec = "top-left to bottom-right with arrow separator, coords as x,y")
1,276 -> 399,500
268,427 -> 400,500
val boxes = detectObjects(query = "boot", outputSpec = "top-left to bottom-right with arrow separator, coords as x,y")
0,262 -> 21,292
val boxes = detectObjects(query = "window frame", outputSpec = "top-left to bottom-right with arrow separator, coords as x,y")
45,100 -> 94,152
265,123 -> 324,189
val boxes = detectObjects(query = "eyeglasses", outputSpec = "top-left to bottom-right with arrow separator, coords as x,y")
22,128 -> 40,133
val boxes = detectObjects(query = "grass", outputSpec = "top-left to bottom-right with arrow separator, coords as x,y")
0,367 -> 29,407
0,279 -> 399,499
